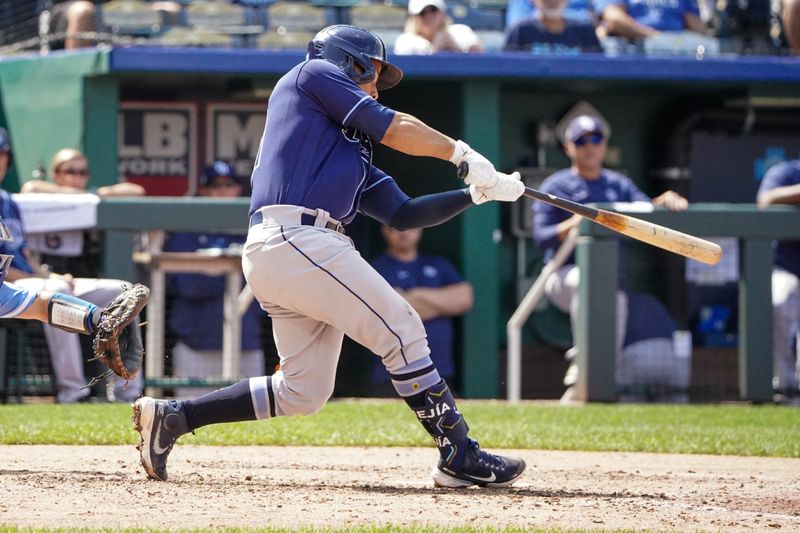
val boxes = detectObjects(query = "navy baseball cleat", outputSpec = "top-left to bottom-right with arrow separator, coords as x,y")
432,439 -> 526,488
132,397 -> 190,481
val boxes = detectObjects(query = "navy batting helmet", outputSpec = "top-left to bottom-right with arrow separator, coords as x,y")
308,25 -> 403,91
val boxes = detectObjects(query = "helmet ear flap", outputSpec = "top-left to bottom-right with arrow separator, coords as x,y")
352,52 -> 377,85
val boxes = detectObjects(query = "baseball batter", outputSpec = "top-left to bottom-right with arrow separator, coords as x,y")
134,25 -> 526,488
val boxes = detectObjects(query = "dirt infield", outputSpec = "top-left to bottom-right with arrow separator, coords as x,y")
1,445 -> 799,531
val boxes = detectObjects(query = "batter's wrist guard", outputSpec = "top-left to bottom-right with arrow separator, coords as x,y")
412,381 -> 470,468
47,292 -> 100,335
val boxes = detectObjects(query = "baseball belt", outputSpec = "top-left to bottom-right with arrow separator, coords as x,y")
249,208 -> 345,234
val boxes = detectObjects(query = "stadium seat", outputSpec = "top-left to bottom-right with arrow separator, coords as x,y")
256,29 -> 315,49
643,32 -> 721,56
466,0 -> 510,9
97,0 -> 166,37
264,2 -> 332,33
347,3 -> 407,27
153,26 -> 239,47
447,1 -> 505,31
474,29 -> 506,51
347,3 -> 407,46
183,0 -> 261,32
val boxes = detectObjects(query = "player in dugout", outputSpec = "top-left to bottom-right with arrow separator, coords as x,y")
133,24 -> 527,488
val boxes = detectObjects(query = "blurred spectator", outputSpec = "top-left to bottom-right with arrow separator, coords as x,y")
0,128 -> 142,403
781,0 -> 800,52
21,148 -> 145,197
394,0 -> 483,54
369,226 -> 473,395
164,161 -> 265,399
504,0 -> 602,53
532,114 -> 688,402
506,0 -> 597,27
47,0 -> 181,49
756,159 -> 800,403
596,0 -> 706,39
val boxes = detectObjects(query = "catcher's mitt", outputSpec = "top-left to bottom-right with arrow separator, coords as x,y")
91,283 -> 150,383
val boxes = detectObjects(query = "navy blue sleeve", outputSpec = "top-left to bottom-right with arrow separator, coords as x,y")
358,167 -> 412,226
390,190 -> 473,231
299,60 -> 396,141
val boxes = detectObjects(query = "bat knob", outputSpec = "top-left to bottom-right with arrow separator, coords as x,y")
457,161 -> 469,180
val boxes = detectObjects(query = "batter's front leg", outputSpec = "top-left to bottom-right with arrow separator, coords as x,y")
251,307 -> 343,419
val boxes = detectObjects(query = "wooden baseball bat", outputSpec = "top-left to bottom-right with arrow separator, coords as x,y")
458,162 -> 722,265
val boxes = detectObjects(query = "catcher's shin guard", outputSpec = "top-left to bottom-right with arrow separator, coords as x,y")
47,292 -> 100,334
411,381 -> 469,468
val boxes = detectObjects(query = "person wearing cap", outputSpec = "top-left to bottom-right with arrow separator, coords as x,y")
163,161 -> 266,399
394,0 -> 483,55
21,148 -> 145,197
532,114 -> 688,402
0,128 -> 143,403
504,0 -> 602,53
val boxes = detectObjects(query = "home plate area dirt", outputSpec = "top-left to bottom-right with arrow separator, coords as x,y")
1,445 -> 799,531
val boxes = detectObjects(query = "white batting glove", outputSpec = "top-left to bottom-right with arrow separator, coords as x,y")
470,171 -> 524,204
468,184 -> 491,205
449,140 -> 498,188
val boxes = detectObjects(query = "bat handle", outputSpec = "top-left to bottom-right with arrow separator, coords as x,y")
457,161 -> 469,180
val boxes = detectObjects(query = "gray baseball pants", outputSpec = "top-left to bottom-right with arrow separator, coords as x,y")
243,205 -> 431,419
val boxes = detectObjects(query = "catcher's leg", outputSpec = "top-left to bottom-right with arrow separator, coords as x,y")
13,280 -> 93,403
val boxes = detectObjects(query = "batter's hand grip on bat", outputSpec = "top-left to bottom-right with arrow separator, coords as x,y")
457,161 -> 469,180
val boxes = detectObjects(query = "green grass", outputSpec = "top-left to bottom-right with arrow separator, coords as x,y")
0,399 -> 797,457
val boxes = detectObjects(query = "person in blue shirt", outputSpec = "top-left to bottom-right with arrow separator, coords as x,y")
757,160 -> 800,403
504,0 -> 602,53
370,226 -> 473,394
533,114 -> 687,402
133,25 -> 527,488
165,161 -> 265,399
597,0 -> 706,39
